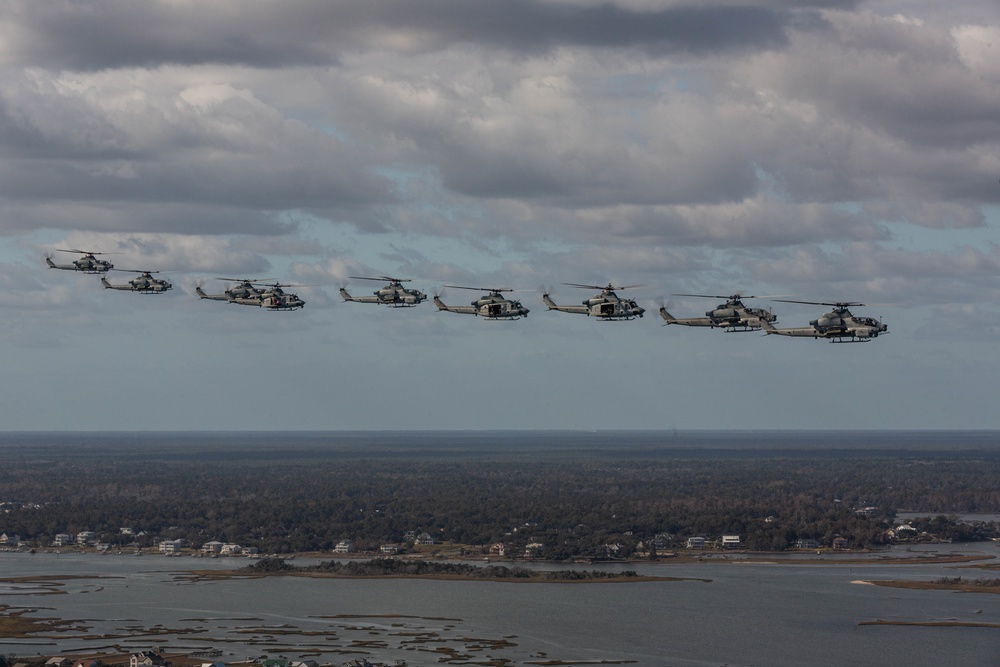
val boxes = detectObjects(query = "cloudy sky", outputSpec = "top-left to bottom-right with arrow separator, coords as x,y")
3,0 -> 999,431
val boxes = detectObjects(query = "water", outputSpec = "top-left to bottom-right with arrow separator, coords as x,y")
2,546 -> 998,666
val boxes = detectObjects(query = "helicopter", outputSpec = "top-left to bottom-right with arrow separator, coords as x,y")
659,293 -> 777,331
100,270 -> 172,293
340,276 -> 427,307
195,278 -> 270,302
433,286 -> 530,319
761,300 -> 888,342
251,282 -> 306,310
542,283 -> 645,320
46,249 -> 116,273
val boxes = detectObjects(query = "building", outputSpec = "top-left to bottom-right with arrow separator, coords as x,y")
720,535 -> 741,549
129,653 -> 164,667
201,541 -> 224,555
53,533 -> 74,547
159,539 -> 186,554
333,539 -> 355,553
415,532 -> 436,545
77,531 -> 96,544
686,537 -> 706,549
832,537 -> 849,550
794,538 -> 820,549
380,543 -> 400,554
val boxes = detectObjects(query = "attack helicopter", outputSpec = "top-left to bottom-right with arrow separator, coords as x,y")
195,278 -> 269,302
340,276 -> 427,307
761,300 -> 887,342
100,270 -> 172,293
46,249 -> 117,273
433,286 -> 530,319
542,283 -> 645,320
659,293 -> 777,331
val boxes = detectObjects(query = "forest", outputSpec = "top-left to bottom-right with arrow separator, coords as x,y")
0,432 -> 998,557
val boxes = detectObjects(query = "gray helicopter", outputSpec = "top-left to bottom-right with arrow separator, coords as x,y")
253,282 -> 306,311
196,278 -> 270,303
434,286 -> 530,320
101,270 -> 172,293
542,283 -> 645,320
659,293 -> 777,331
761,300 -> 887,342
340,276 -> 427,307
46,249 -> 116,274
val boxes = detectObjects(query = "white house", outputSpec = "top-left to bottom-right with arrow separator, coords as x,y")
53,533 -> 74,546
686,536 -> 706,549
333,539 -> 355,553
720,535 -> 741,549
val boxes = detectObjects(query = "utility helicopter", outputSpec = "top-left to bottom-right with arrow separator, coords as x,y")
659,293 -> 777,331
542,283 -> 645,320
101,270 -> 172,293
195,278 -> 270,302
761,300 -> 887,342
433,286 -> 530,319
340,276 -> 427,307
222,282 -> 306,310
46,249 -> 117,274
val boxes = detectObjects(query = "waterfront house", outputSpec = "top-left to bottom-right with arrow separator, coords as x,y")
794,538 -> 820,550
76,531 -> 96,544
380,543 -> 400,554
832,537 -> 849,550
333,539 -> 355,553
159,539 -> 185,554
415,532 -> 436,545
720,535 -> 741,549
45,659 -> 70,667
0,533 -> 19,546
220,543 -> 242,555
524,542 -> 544,558
53,533 -> 74,547
686,536 -> 706,549
201,541 -> 224,555
488,542 -> 507,557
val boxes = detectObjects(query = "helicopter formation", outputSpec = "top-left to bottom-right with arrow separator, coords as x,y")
46,250 -> 889,341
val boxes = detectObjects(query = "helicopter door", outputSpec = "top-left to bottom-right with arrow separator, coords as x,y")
600,302 -> 614,316
488,303 -> 501,317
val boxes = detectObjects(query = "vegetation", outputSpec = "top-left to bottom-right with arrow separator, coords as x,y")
1,433 -> 998,557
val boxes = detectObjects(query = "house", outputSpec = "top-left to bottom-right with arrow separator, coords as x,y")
380,543 -> 400,554
488,542 -> 507,557
53,533 -> 74,546
291,661 -> 319,667
45,659 -> 71,667
415,532 -> 436,545
832,537 -> 849,550
129,654 -> 164,667
219,543 -> 242,555
201,541 -> 224,555
794,538 -> 820,550
333,539 -> 355,553
0,533 -> 19,546
77,531 -> 96,544
524,542 -> 544,558
686,537 -> 706,549
720,535 -> 741,549
159,539 -> 185,554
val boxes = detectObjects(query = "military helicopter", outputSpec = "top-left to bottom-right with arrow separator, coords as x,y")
433,286 -> 530,319
100,269 -> 172,293
659,293 -> 777,331
542,283 -> 645,320
195,278 -> 270,302
46,249 -> 117,273
253,282 -> 306,310
340,276 -> 427,307
761,300 -> 887,342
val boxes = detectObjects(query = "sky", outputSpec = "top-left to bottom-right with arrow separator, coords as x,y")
2,0 -> 999,431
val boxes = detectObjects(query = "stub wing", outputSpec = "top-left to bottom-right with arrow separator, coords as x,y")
542,294 -> 590,315
433,296 -> 477,315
